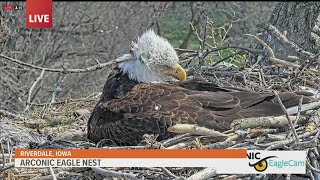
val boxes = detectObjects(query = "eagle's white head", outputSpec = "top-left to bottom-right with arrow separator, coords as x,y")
117,29 -> 187,83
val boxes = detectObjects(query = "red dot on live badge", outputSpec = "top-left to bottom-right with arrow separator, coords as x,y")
3,5 -> 23,10
3,5 -> 14,10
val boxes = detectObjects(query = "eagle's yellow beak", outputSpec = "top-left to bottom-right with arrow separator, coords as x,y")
172,64 -> 187,81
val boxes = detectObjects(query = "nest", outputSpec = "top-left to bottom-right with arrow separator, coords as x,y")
1,21 -> 320,179
0,63 -> 319,180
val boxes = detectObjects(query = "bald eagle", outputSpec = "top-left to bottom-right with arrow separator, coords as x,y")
87,29 -> 312,146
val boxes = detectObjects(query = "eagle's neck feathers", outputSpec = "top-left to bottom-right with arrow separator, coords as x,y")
115,29 -> 180,83
118,55 -> 164,83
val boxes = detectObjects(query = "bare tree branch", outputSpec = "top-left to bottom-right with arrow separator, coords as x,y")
0,54 -> 116,74
273,90 -> 299,143
91,167 -> 139,180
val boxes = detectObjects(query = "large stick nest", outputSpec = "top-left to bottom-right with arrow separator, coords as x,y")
1,22 -> 320,180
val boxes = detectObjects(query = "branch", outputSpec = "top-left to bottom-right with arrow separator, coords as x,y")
230,115 -> 307,130
49,167 -> 57,180
287,97 -> 304,138
91,167 -> 139,180
178,2 -> 199,50
287,101 -> 320,115
204,141 -> 236,149
50,70 -> 67,103
160,167 -> 178,179
0,54 -> 116,73
245,34 -> 300,68
161,133 -> 192,148
294,52 -> 320,81
0,110 -> 22,119
0,163 -> 14,173
308,148 -> 320,179
257,22 -> 315,58
187,167 -> 217,180
263,130 -> 318,150
211,50 -> 242,67
308,160 -> 320,174
167,124 -> 228,138
212,45 -> 265,55
273,91 -> 299,143
24,69 -> 45,112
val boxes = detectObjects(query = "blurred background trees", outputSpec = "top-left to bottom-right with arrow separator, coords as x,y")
1,1 -> 319,112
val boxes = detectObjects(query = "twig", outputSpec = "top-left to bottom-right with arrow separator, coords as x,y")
247,128 -> 280,139
194,16 -> 209,77
309,169 -> 316,180
273,91 -> 299,142
50,70 -> 67,103
167,124 -> 228,137
0,110 -> 22,119
0,163 -> 14,173
258,63 -> 268,88
7,141 -> 12,164
187,167 -> 216,180
290,138 -> 318,150
165,142 -> 191,149
295,96 -> 304,126
175,48 -> 197,53
203,45 -> 265,60
225,134 -> 241,142
178,2 -> 199,50
161,133 -> 192,147
199,16 -> 208,56
160,167 -> 178,179
24,69 -> 45,112
0,141 -> 5,168
180,45 -> 265,67
294,52 -> 320,81
309,149 -> 320,179
307,161 -> 320,174
264,129 -> 318,150
36,171 -> 81,180
221,175 -> 238,180
26,95 -> 99,107
257,22 -> 315,58
287,101 -> 320,115
230,115 -> 307,130
0,53 -> 117,73
211,51 -> 242,67
265,134 -> 286,141
91,167 -> 139,180
204,141 -> 236,149
0,154 -> 15,159
245,34 -> 300,68
287,97 -> 303,138
49,167 -> 57,180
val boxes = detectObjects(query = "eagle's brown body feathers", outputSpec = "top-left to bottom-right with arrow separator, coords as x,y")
87,69 -> 312,146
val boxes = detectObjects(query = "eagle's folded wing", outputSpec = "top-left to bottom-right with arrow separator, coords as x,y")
87,82 -> 313,145
88,83 -> 241,145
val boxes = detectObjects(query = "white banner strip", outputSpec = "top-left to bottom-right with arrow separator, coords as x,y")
15,158 -> 306,174
14,150 -> 307,174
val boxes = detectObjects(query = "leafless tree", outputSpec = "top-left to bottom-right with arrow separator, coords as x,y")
0,2 -> 174,112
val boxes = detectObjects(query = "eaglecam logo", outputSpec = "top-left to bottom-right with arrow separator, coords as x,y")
247,152 -> 277,172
